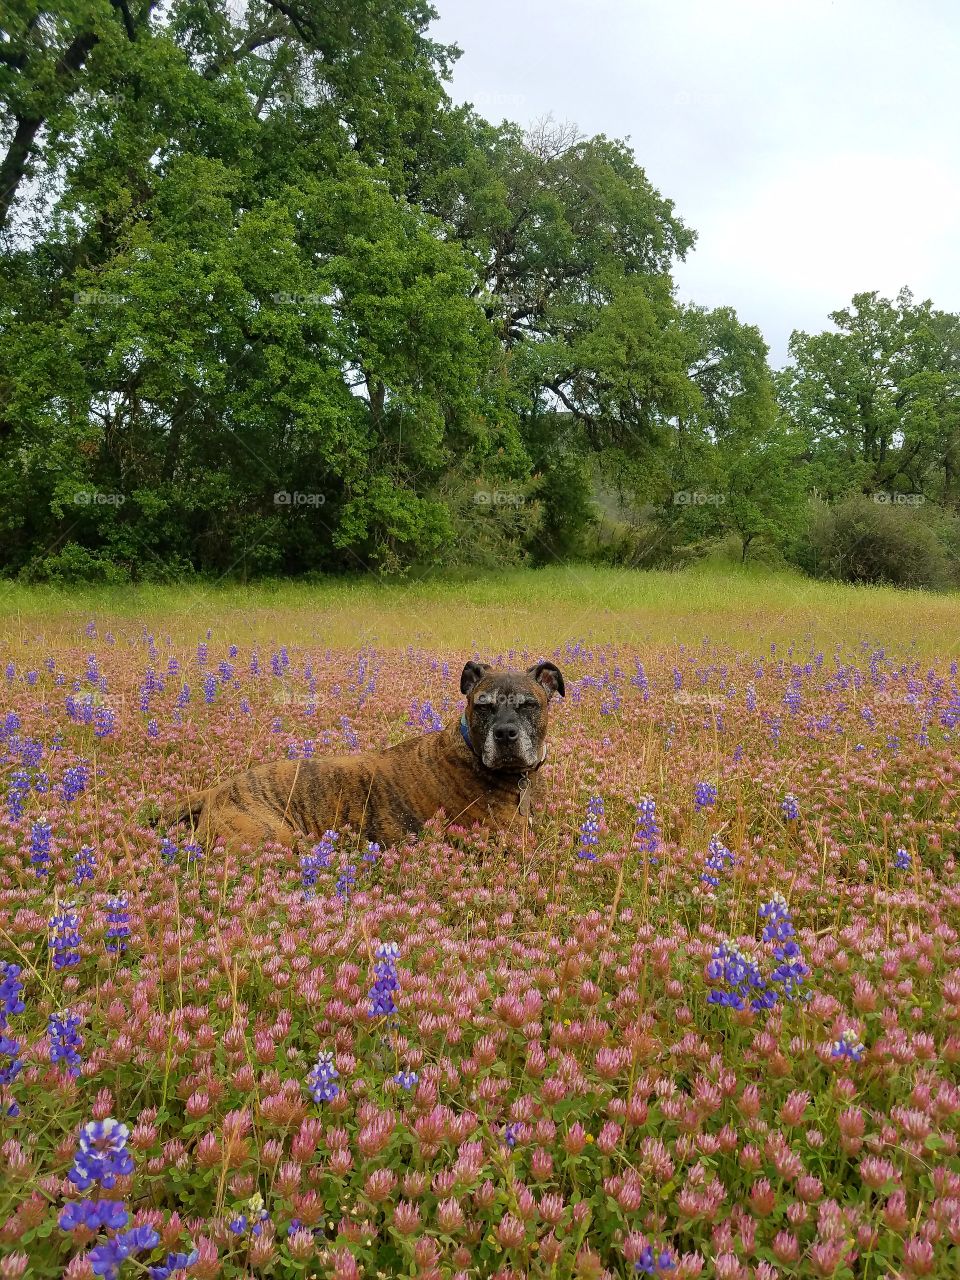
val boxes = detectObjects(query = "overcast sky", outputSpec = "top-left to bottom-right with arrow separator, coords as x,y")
429,0 -> 960,367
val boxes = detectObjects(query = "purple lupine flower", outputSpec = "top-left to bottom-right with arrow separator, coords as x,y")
694,780 -> 717,812
59,1198 -> 129,1232
577,795 -> 604,860
7,769 -> 30,820
148,1248 -> 200,1279
49,1008 -> 84,1076
93,705 -> 116,738
88,1224 -> 160,1280
700,835 -> 734,889
831,1029 -> 865,1063
301,830 -> 337,896
104,894 -> 130,954
306,1051 -> 340,1103
61,763 -> 88,804
760,894 -> 809,1001
336,864 -> 356,901
781,793 -> 799,821
30,817 -> 52,876
73,845 -> 96,886
0,963 -> 25,1089
49,906 -> 82,969
68,1118 -> 134,1191
706,941 -> 776,1012
368,942 -> 400,1017
633,796 -> 661,859
894,848 -> 911,871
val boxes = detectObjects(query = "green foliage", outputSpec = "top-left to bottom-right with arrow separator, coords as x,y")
802,494 -> 957,590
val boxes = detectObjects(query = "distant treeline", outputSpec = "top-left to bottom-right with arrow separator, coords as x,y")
2,2 -> 960,587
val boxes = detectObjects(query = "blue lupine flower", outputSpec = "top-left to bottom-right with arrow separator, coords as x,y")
184,841 -> 203,864
694,781 -> 717,812
700,835 -> 734,889
633,796 -> 661,859
49,906 -> 82,970
394,1069 -> 418,1090
781,793 -> 799,821
760,894 -> 809,1001
0,963 -> 25,1024
577,795 -> 604,860
306,1051 -> 340,1103
502,1122 -> 520,1149
407,699 -> 443,732
19,738 -> 44,768
203,673 -> 217,705
30,817 -> 52,876
49,1008 -> 84,1077
93,705 -> 116,738
62,763 -> 88,804
104,894 -> 130,954
301,830 -> 336,895
73,844 -> 96,886
147,719 -> 159,738
340,716 -> 359,749
176,684 -> 190,708
706,940 -> 776,1012
894,848 -> 911,871
831,1029 -> 865,1062
60,1198 -> 129,1232
335,864 -> 356,902
88,1225 -> 160,1280
148,1249 -> 200,1280
0,962 -> 25,1089
368,941 -> 400,1017
7,769 -> 30,820
196,643 -> 208,666
783,683 -> 802,715
228,1215 -> 248,1234
68,1118 -> 134,1191
362,841 -> 380,864
159,837 -> 177,865
635,1245 -> 676,1275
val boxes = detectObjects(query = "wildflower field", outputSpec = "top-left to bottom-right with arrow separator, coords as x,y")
2,568 -> 960,1280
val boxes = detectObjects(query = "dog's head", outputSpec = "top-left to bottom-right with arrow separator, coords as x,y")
459,659 -> 564,771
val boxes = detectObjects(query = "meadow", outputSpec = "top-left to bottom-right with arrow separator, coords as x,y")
1,566 -> 960,1279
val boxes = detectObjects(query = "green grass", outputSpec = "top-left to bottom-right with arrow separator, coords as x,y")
1,563 -> 959,657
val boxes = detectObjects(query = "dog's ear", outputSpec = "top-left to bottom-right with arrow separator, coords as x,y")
528,660 -> 564,699
460,660 -> 491,696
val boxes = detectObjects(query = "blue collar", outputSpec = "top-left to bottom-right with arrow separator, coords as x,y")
459,714 -> 478,757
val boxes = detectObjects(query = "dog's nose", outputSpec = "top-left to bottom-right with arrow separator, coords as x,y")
493,723 -> 519,744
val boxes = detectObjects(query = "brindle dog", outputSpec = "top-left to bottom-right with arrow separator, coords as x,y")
160,660 -> 564,852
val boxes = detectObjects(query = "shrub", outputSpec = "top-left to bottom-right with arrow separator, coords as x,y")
803,494 -> 956,589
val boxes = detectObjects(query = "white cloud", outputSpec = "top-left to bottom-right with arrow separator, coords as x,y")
431,0 -> 960,365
